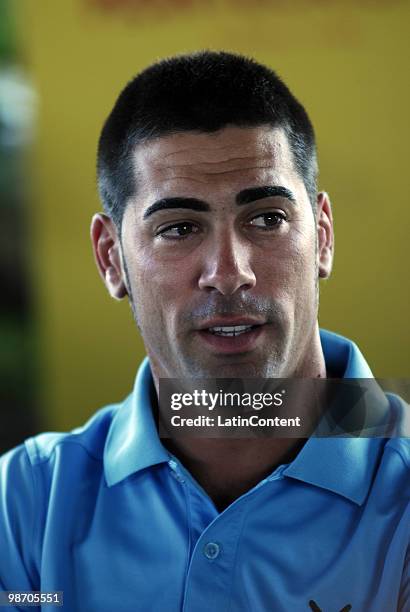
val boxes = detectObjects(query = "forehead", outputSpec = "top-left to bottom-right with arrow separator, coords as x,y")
131,125 -> 301,196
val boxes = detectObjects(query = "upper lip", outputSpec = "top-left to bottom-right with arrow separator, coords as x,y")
197,317 -> 265,330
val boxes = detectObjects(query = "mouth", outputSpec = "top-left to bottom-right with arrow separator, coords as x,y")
207,324 -> 258,337
196,319 -> 266,354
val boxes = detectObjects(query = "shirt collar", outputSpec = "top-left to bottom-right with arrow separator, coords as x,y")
104,329 -> 388,501
283,329 -> 387,505
104,358 -> 169,486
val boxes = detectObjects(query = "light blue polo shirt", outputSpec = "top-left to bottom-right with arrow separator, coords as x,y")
0,330 -> 409,611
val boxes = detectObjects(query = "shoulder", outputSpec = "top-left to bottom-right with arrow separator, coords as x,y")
25,402 -> 120,466
0,401 -> 122,489
0,402 -> 124,588
384,392 -> 410,467
371,393 -> 410,505
385,392 -> 410,443
0,402 -> 123,539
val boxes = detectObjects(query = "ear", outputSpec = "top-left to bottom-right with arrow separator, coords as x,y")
90,213 -> 128,299
316,191 -> 334,279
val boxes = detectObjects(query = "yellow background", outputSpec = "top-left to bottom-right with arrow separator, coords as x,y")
15,0 -> 410,431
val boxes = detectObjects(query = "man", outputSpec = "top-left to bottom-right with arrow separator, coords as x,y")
0,51 -> 408,611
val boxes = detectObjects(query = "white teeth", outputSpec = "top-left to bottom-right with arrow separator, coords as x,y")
208,325 -> 254,337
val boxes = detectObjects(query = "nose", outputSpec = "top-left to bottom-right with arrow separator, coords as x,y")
198,230 -> 256,295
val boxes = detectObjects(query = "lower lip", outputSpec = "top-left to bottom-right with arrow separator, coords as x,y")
196,326 -> 265,354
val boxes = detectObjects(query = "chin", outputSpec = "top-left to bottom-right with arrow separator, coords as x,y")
186,358 -> 282,379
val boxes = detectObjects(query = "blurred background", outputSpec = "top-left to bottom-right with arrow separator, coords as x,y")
1,0 -> 409,452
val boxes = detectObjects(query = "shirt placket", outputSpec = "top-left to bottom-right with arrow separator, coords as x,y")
168,456 -> 287,612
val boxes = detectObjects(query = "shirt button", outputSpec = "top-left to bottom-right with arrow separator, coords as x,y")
203,542 -> 221,560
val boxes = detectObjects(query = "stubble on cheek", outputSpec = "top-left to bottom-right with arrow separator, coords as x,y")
123,249 -> 182,375
289,240 -> 320,365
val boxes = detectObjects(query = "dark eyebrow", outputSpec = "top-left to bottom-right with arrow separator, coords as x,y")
236,185 -> 297,205
143,197 -> 210,219
143,185 -> 296,220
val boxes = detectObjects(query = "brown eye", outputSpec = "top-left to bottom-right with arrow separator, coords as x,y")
157,222 -> 199,239
249,212 -> 286,229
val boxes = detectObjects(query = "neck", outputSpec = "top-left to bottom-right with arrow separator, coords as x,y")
154,325 -> 327,512
162,437 -> 307,512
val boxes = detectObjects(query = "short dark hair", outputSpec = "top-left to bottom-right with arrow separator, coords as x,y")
97,50 -> 318,228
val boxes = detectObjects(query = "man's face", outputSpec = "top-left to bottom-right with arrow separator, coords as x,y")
112,126 -> 332,379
